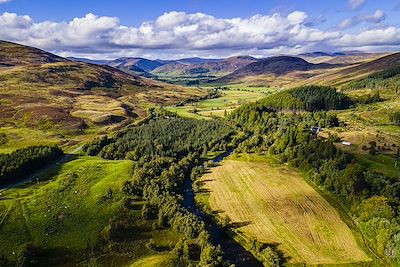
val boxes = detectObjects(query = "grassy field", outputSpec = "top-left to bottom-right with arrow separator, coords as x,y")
198,157 -> 371,265
129,254 -> 173,267
0,157 -> 133,260
0,156 -> 185,265
0,126 -> 63,154
166,89 -> 267,119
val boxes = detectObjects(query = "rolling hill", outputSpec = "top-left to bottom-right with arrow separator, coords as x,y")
0,41 -> 67,67
297,52 -> 388,65
69,57 -> 160,78
108,57 -> 164,72
293,52 -> 400,88
216,56 -> 333,83
152,56 -> 257,76
0,40 -> 206,151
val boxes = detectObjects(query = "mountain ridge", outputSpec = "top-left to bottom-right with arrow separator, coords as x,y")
216,56 -> 333,83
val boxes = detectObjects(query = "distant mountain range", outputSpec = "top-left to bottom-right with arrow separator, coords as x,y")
298,52 -> 347,58
152,56 -> 258,76
67,50 -> 395,86
69,56 -> 255,77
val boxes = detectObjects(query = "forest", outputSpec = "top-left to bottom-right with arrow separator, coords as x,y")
228,103 -> 400,265
257,85 -> 350,111
83,116 -> 238,266
86,117 -> 234,160
0,145 -> 63,186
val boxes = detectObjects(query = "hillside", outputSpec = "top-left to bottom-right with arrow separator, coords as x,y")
323,53 -> 388,65
294,52 -> 400,88
298,52 -> 387,65
68,57 -> 109,65
0,41 -> 206,151
152,56 -> 257,76
108,57 -> 164,72
174,57 -> 221,64
216,56 -> 332,83
152,61 -> 189,75
0,40 -> 68,67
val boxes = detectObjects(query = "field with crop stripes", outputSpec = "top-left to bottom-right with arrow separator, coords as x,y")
199,158 -> 371,265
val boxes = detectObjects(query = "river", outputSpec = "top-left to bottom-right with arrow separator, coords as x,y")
182,150 -> 263,267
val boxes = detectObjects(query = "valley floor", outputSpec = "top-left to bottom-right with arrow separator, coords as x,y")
198,156 -> 372,265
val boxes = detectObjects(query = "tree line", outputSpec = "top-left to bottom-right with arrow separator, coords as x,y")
0,145 -> 63,185
257,85 -> 350,112
346,65 -> 400,93
228,104 -> 400,265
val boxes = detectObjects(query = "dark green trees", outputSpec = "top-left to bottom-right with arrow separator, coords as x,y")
0,145 -> 63,185
258,85 -> 350,111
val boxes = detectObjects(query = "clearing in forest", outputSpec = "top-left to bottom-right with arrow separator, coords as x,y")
200,158 -> 371,265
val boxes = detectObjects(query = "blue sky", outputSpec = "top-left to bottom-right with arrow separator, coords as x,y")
2,0 -> 399,29
0,0 -> 399,59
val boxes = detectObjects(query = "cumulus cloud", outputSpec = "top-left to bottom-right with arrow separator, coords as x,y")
0,10 -> 398,59
348,0 -> 366,10
338,9 -> 385,29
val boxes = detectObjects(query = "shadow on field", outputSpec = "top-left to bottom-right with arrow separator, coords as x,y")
5,154 -> 80,190
229,221 -> 252,228
197,188 -> 211,193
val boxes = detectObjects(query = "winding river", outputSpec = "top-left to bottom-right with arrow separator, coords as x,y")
182,151 -> 263,267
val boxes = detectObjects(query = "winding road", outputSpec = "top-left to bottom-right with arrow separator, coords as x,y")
0,146 -> 83,192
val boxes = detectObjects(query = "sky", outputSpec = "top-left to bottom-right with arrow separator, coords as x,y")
0,0 -> 400,59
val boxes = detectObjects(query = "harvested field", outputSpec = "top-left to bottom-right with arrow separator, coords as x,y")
200,159 -> 371,265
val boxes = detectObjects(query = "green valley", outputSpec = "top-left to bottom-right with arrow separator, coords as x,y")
1,26 -> 400,267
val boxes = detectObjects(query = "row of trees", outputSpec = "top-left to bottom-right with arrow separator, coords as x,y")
228,105 -> 400,264
258,85 -> 350,111
0,145 -> 63,185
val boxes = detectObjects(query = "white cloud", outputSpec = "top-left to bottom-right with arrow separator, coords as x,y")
365,9 -> 385,23
338,9 -> 385,29
336,27 -> 400,47
0,0 -> 13,3
349,0 -> 366,10
0,10 -> 398,59
287,11 -> 308,24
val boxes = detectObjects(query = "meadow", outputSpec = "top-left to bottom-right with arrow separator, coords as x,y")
197,156 -> 371,265
165,87 -> 273,119
129,254 -> 173,267
0,156 -> 183,266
